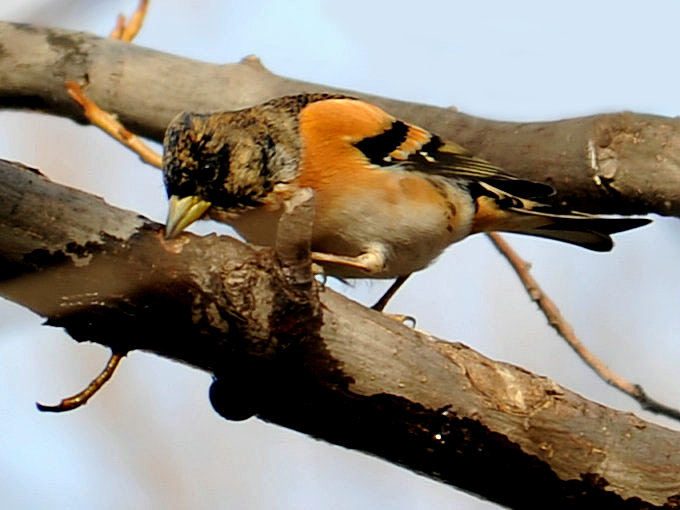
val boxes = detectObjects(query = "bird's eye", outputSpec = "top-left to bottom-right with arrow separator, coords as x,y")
196,162 -> 219,183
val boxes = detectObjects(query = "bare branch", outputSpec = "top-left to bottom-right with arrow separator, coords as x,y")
66,81 -> 162,168
0,22 -> 679,216
486,232 -> 680,421
109,0 -> 149,42
36,352 -> 124,412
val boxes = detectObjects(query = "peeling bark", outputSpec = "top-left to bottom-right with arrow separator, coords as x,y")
1,22 -> 679,216
2,159 -> 680,508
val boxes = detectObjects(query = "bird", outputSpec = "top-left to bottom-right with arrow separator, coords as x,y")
162,93 -> 650,302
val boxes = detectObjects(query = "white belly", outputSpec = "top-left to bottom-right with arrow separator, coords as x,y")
226,174 -> 474,279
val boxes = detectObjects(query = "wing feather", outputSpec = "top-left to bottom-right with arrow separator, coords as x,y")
401,136 -> 554,198
349,113 -> 554,199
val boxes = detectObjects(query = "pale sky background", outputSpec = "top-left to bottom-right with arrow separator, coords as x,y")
1,1 -> 679,509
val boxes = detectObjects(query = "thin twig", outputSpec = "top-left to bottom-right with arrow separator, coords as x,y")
36,352 -> 125,412
70,2 -> 160,169
66,81 -> 162,168
39,1 -> 158,414
109,0 -> 149,42
109,14 -> 126,40
486,231 -> 680,421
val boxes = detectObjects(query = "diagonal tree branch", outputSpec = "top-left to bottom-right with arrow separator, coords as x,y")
2,158 -> 680,508
486,232 -> 680,420
0,21 -> 679,216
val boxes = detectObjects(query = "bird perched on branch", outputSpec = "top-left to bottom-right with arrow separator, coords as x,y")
162,94 -> 650,285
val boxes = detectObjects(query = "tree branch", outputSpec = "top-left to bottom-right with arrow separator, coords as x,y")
2,160 -> 680,507
0,21 -> 679,216
486,232 -> 680,420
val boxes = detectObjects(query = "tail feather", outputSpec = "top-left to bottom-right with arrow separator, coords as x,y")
508,207 -> 651,251
472,181 -> 651,251
512,227 -> 613,251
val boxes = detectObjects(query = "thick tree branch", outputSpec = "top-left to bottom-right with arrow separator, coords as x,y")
0,21 -> 679,216
2,160 -> 680,508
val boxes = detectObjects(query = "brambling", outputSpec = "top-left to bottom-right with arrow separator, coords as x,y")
162,94 -> 650,284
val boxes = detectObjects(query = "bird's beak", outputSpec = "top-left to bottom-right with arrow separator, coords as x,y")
164,195 -> 212,239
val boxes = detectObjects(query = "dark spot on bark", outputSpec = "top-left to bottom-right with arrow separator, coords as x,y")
580,473 -> 610,490
1,159 -> 44,176
667,494 -> 680,506
11,23 -> 40,33
65,241 -> 91,258
45,29 -> 91,77
259,387 -> 642,507
22,248 -> 70,270
46,30 -> 84,53
0,95 -> 51,111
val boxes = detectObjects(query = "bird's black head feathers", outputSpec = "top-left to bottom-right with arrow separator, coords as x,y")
162,94 -> 349,210
163,111 -> 274,209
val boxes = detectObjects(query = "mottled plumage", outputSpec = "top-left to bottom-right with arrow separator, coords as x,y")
162,94 -> 650,278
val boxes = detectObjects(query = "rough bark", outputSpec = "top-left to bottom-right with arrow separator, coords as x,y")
2,159 -> 680,508
1,21 -> 679,216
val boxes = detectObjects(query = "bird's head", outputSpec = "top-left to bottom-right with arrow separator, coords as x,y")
162,110 -> 293,238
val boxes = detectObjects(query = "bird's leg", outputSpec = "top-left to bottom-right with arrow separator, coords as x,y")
372,275 -> 416,326
372,274 -> 411,311
36,351 -> 125,412
311,249 -> 386,274
312,252 -> 415,325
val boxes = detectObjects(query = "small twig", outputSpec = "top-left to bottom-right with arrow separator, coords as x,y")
110,0 -> 149,42
486,231 -> 680,421
36,352 -> 125,412
109,14 -> 126,40
73,1 -> 162,170
39,1 -> 157,413
66,81 -> 162,168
